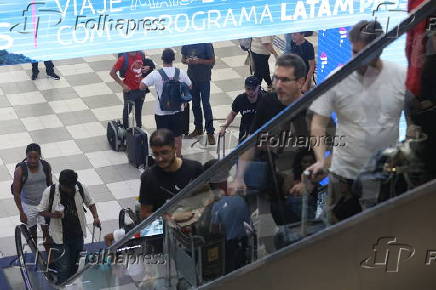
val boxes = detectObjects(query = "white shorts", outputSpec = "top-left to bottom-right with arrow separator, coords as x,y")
22,202 -> 46,227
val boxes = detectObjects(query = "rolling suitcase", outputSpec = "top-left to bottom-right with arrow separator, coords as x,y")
107,120 -> 126,151
127,127 -> 149,168
182,102 -> 190,135
125,101 -> 149,168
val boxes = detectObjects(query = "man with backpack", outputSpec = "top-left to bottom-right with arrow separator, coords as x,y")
140,48 -> 192,157
110,51 -> 155,129
12,143 -> 53,248
38,169 -> 100,284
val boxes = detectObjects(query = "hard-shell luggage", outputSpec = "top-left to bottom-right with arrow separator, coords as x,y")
182,103 -> 190,135
125,101 -> 150,168
126,127 -> 149,168
107,120 -> 126,151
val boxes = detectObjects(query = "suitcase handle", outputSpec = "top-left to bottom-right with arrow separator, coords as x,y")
216,134 -> 226,159
301,172 -> 310,236
127,100 -> 135,131
91,224 -> 102,244
301,169 -> 329,235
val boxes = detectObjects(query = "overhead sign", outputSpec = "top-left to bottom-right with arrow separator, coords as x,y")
0,0 -> 408,64
317,26 -> 353,84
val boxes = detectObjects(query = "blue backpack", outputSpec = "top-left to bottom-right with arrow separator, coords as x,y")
158,68 -> 191,111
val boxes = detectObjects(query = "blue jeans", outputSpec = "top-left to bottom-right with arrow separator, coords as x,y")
270,195 -> 317,226
191,81 -> 214,134
285,195 -> 317,222
51,236 -> 84,284
32,61 -> 54,74
123,90 -> 146,128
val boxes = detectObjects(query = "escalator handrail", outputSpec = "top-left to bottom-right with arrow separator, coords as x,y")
60,0 -> 436,286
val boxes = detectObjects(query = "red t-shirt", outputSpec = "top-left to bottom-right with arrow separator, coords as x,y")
113,53 -> 144,90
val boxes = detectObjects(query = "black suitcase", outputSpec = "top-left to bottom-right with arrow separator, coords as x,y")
126,127 -> 149,168
107,120 -> 126,151
182,103 -> 190,135
125,100 -> 150,168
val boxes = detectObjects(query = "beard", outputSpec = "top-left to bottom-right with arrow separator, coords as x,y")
158,155 -> 176,170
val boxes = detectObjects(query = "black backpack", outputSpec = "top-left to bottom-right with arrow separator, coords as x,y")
11,159 -> 52,195
158,68 -> 184,111
47,182 -> 87,213
117,52 -> 155,79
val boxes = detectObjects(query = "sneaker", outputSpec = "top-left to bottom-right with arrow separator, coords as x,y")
207,134 -> 216,145
47,72 -> 60,80
187,128 -> 203,138
31,71 -> 39,80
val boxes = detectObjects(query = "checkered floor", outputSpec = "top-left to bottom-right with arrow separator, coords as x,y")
0,39 -> 288,257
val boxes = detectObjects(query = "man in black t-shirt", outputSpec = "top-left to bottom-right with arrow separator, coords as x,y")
219,76 -> 263,143
231,54 -> 309,225
139,129 -> 204,220
248,54 -> 309,139
284,32 -> 316,93
181,43 -> 216,145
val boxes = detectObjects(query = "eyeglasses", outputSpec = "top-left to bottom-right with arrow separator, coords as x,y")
272,75 -> 296,83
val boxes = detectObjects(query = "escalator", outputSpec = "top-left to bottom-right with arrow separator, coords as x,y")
11,0 -> 436,288
200,180 -> 436,290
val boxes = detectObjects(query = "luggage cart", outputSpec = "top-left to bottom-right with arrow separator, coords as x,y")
167,223 -> 226,289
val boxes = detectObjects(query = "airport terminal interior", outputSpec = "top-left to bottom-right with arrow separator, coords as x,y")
0,1 -> 435,288
0,38 -> 277,256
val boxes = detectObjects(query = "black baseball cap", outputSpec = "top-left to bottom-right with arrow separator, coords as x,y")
245,76 -> 260,89
59,169 -> 78,188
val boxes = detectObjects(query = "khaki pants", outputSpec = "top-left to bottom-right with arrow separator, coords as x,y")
327,173 -> 356,224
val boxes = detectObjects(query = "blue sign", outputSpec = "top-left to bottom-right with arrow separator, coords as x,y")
317,26 -> 352,83
0,0 -> 408,64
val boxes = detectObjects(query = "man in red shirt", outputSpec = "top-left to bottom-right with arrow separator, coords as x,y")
110,51 -> 155,128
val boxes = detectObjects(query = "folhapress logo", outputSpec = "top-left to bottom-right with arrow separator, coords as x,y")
361,237 -> 415,273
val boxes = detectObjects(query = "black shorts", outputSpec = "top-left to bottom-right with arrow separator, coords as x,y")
155,112 -> 183,137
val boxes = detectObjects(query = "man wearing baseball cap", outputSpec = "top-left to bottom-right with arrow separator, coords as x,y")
219,76 -> 264,143
38,169 -> 100,284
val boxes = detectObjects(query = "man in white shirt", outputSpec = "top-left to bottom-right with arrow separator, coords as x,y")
140,48 -> 192,157
38,169 -> 100,284
308,20 -> 406,223
250,36 -> 278,91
